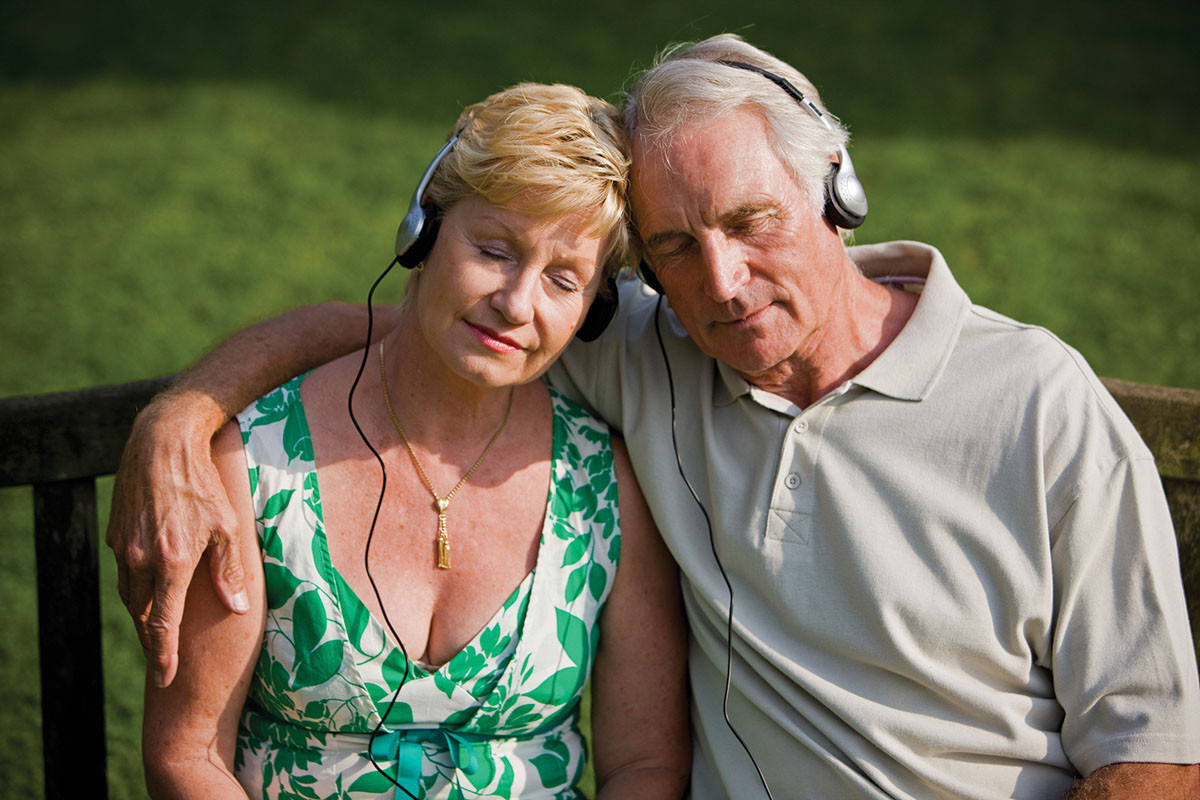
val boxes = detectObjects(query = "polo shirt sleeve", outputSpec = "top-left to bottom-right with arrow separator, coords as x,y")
1050,448 -> 1200,774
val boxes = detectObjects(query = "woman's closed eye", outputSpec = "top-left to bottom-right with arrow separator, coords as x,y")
478,244 -> 513,261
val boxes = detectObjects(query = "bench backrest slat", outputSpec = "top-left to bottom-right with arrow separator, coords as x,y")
1,377 -> 167,799
34,479 -> 108,800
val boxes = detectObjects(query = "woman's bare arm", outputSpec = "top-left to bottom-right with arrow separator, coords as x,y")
141,422 -> 266,798
591,437 -> 691,798
107,300 -> 399,687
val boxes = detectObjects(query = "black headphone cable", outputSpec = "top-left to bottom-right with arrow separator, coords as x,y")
345,254 -> 422,800
653,296 -> 776,800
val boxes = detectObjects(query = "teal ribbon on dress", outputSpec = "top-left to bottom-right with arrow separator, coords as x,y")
369,728 -> 491,799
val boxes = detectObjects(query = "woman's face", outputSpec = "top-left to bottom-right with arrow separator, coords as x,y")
412,194 -> 607,389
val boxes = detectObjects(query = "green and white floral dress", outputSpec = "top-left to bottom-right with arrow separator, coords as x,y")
233,374 -> 621,799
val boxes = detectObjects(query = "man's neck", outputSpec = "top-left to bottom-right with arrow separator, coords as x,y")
745,272 -> 919,408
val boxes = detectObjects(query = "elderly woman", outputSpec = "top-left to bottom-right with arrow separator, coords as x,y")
140,83 -> 688,799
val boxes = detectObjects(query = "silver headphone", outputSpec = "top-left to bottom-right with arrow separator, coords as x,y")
716,60 -> 868,229
393,135 -> 459,268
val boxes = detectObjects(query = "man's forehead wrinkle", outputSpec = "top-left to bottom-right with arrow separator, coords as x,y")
635,180 -> 759,240
631,122 -> 773,246
632,129 -> 681,178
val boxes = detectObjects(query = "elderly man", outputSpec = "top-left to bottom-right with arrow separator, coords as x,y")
110,35 -> 1198,799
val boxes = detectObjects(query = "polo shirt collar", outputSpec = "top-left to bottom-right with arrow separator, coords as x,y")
713,359 -> 747,408
714,359 -> 806,413
847,240 -> 971,401
712,240 -> 970,408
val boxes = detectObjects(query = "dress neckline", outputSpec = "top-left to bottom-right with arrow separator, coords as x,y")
296,371 -> 559,683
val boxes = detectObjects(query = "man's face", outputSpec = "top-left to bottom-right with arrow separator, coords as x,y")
630,107 -> 847,380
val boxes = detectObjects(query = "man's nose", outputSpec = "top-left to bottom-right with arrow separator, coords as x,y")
700,236 -> 749,303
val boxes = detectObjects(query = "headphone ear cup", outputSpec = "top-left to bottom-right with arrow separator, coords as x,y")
639,259 -> 665,294
824,161 -> 868,229
396,135 -> 458,268
396,207 -> 441,269
575,276 -> 619,341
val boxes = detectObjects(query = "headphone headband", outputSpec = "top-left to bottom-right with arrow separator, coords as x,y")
715,59 -> 868,230
716,60 -> 828,123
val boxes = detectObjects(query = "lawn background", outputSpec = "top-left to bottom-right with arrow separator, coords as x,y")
2,0 -> 1197,797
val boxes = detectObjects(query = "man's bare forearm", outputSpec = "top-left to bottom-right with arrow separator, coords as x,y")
1065,762 -> 1200,799
167,301 -> 389,426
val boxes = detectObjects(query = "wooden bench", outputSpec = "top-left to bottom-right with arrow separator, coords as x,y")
1,375 -> 1197,799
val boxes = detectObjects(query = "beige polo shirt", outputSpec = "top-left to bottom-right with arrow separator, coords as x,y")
550,241 -> 1200,799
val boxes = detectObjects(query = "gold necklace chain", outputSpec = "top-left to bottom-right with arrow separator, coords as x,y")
378,340 -> 513,569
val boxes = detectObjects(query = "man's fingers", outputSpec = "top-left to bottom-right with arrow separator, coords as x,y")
146,583 -> 188,687
116,502 -> 159,648
115,559 -> 131,610
103,396 -> 234,688
126,569 -> 157,653
105,475 -> 137,610
208,527 -> 249,614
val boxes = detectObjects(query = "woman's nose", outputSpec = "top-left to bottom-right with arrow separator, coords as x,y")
490,266 -> 538,324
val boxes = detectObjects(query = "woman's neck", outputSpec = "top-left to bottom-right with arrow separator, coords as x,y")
376,313 -> 518,448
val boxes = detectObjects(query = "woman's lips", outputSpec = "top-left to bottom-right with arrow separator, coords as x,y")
467,321 -> 523,353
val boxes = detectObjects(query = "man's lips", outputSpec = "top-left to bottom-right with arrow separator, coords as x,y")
466,321 -> 523,353
714,304 -> 769,327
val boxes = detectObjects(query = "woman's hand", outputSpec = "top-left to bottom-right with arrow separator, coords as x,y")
106,389 -> 248,688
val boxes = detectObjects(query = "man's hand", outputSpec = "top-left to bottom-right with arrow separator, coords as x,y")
106,392 -> 248,688
104,300 -> 390,686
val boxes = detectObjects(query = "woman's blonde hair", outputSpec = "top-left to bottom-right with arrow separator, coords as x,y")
425,83 -> 632,283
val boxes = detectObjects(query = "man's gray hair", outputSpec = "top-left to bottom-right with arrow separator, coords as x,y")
624,34 -> 849,222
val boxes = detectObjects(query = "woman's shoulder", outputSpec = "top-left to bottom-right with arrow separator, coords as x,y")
233,369 -> 322,479
237,349 -> 367,446
238,371 -> 312,427
547,383 -> 610,437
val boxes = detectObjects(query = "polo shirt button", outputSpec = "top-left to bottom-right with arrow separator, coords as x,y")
784,473 -> 801,489
794,419 -> 809,434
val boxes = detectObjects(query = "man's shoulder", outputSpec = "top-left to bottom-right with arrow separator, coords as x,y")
960,303 -> 1095,384
954,303 -> 1150,459
546,274 -> 681,422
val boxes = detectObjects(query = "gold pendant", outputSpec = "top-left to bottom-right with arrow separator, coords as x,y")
435,498 -> 451,569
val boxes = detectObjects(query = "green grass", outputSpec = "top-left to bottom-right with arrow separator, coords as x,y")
0,80 -> 440,397
0,488 -> 40,800
857,133 -> 1200,388
3,81 -> 1195,397
2,0 -> 1197,797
